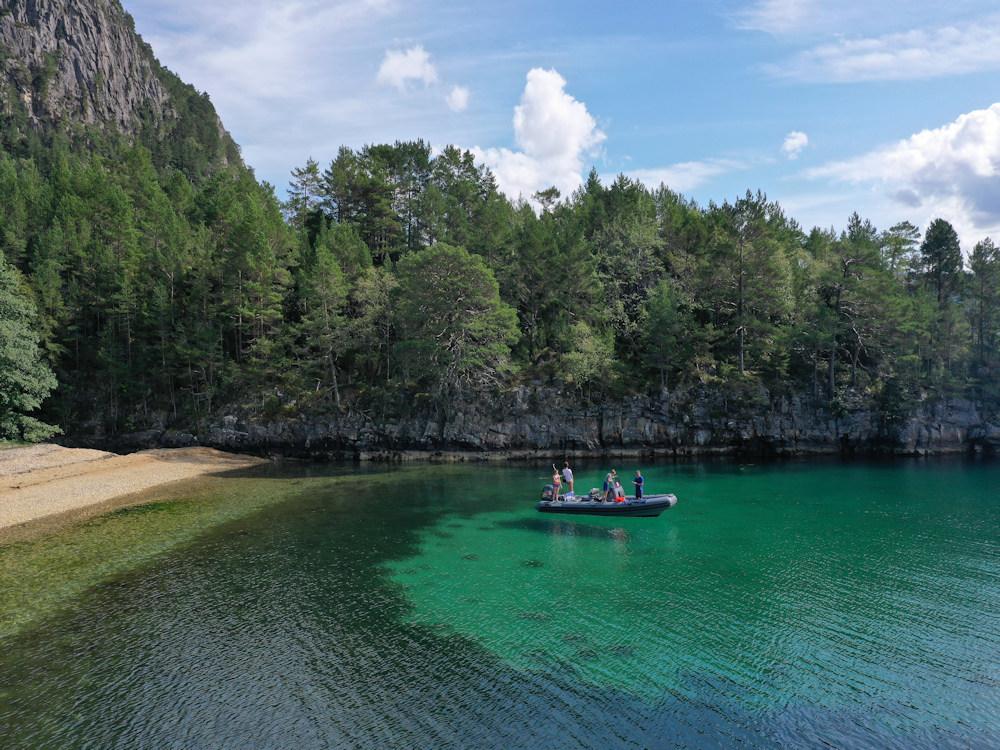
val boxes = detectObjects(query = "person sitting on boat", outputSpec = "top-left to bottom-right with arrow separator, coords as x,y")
614,479 -> 626,503
633,470 -> 644,501
561,461 -> 574,496
551,467 -> 563,501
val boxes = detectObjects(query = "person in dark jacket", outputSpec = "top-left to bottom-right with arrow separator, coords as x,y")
633,470 -> 644,500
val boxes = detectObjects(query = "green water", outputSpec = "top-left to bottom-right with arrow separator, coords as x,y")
1,459 -> 997,749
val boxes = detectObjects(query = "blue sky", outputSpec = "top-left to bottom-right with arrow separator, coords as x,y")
125,0 -> 1000,247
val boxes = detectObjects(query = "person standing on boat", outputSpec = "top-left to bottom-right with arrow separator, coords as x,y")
561,461 -> 574,496
633,470 -> 644,501
603,469 -> 615,502
551,466 -> 563,501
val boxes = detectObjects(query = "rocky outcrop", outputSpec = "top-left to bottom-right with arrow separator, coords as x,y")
1,0 -> 168,132
67,387 -> 1000,460
0,0 -> 236,166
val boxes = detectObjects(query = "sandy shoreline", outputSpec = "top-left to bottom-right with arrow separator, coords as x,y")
0,444 -> 267,531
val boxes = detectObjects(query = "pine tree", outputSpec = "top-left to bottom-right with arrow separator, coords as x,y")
643,279 -> 695,391
286,158 -> 325,241
298,233 -> 350,409
394,244 -> 519,406
920,219 -> 967,387
969,238 -> 1000,368
881,221 -> 921,277
921,219 -> 963,306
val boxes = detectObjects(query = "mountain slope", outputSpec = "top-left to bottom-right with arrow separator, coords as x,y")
0,0 -> 239,177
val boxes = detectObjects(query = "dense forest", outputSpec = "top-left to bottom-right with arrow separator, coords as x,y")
1,119 -> 999,441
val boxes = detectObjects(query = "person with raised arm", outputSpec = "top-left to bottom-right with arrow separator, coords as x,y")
551,465 -> 563,501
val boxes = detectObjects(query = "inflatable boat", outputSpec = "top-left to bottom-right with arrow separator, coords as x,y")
536,493 -> 677,518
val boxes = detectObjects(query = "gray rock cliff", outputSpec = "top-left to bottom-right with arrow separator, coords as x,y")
0,0 -> 236,165
74,387 -> 1000,460
1,0 -> 167,131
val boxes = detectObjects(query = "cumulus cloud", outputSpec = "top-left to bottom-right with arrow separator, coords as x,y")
473,68 -> 605,203
627,159 -> 747,193
769,15 -> 1000,82
446,85 -> 470,112
807,103 -> 1000,245
376,45 -> 438,90
125,0 -> 419,184
782,131 -> 809,159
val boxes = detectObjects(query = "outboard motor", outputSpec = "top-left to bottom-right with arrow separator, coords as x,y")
540,484 -> 555,501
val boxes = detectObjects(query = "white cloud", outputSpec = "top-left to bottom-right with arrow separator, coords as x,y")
627,159 -> 747,193
376,45 -> 438,90
807,103 -> 1000,246
782,131 -> 809,159
769,15 -> 1000,82
125,0 -> 411,184
125,1 -> 510,189
733,0 -> 992,37
734,0 -> 819,35
446,85 -> 470,112
473,68 -> 605,203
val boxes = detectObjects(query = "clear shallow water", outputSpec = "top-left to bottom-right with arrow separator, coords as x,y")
0,459 -> 997,749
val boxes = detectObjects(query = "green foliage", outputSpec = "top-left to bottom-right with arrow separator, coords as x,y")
643,279 -> 696,390
348,266 -> 397,386
882,221 -> 920,277
1,94 -> 997,438
921,218 -> 963,306
0,251 -> 59,441
394,244 -> 519,403
593,205 -> 664,365
559,321 -> 616,398
295,230 -> 350,408
968,238 -> 1000,399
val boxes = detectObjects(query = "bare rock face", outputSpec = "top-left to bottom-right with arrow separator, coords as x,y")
71,386 -> 1000,459
0,0 -> 239,178
0,0 -> 174,133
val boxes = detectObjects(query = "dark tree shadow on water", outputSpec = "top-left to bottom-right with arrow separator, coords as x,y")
2,477 -> 985,750
495,517 -> 632,543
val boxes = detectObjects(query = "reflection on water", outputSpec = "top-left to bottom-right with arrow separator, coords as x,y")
496,517 -> 633,543
0,459 -> 998,749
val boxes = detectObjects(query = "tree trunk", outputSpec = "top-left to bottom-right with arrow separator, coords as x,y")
828,347 -> 837,401
738,326 -> 745,375
236,270 -> 244,363
737,239 -> 745,375
829,285 -> 843,401
812,351 -> 819,400
851,340 -> 860,387
328,354 -> 341,411
978,288 -> 985,364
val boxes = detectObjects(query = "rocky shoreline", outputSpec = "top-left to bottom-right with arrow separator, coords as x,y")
62,387 -> 1000,461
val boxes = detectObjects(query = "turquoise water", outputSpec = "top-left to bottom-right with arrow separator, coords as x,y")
0,459 -> 998,748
